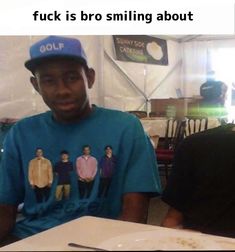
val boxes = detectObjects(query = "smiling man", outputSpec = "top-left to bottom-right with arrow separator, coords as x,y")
0,36 -> 162,246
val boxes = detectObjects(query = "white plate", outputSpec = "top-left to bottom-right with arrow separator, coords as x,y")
98,231 -> 221,251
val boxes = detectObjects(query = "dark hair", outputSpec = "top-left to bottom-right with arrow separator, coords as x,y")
82,145 -> 91,150
60,150 -> 69,155
104,145 -> 112,150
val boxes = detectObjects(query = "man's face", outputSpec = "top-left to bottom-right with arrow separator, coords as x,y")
83,147 -> 90,156
31,59 -> 95,123
61,153 -> 69,161
36,149 -> 43,158
105,147 -> 112,156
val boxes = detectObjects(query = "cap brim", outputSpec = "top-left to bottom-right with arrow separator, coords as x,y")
25,55 -> 87,73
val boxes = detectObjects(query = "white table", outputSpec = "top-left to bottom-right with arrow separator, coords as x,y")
141,117 -> 168,138
141,117 -> 221,138
1,216 -> 235,251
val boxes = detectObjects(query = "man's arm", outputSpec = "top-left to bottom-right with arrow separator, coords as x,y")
0,204 -> 17,241
119,192 -> 150,224
47,161 -> 53,187
28,162 -> 34,188
161,206 -> 183,228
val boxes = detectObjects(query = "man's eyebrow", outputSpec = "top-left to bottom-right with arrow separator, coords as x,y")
35,73 -> 52,78
65,70 -> 82,74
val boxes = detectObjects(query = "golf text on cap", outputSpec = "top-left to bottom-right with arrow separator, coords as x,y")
40,43 -> 64,53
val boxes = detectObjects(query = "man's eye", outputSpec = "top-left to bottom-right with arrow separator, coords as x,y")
66,74 -> 82,82
41,78 -> 55,85
68,75 -> 77,81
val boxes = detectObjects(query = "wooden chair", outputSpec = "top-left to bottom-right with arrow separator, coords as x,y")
185,116 -> 208,136
156,118 -> 186,183
149,111 -> 157,117
149,134 -> 160,149
127,111 -> 147,119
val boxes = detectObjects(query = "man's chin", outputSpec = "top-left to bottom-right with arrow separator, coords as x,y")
51,101 -> 91,123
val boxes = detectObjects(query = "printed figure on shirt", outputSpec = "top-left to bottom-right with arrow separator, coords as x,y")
28,148 -> 53,203
98,145 -> 117,198
54,150 -> 73,201
76,145 -> 98,199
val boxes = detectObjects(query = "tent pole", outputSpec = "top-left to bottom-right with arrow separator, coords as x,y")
104,50 -> 148,100
148,59 -> 182,99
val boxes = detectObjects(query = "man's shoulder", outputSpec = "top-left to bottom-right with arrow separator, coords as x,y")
44,157 -> 52,163
29,157 -> 37,164
14,112 -> 49,128
90,155 -> 98,161
96,106 -> 139,123
182,124 -> 233,146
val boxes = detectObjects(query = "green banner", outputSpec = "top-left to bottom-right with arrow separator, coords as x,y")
113,35 -> 168,65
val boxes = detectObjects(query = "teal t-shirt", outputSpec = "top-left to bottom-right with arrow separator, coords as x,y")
0,106 -> 162,238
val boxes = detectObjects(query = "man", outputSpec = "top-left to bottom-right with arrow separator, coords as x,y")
200,71 -> 227,106
76,145 -> 98,199
28,148 -> 53,203
199,71 -> 228,119
54,150 -> 73,201
0,36 -> 161,245
161,124 -> 235,238
98,145 -> 117,197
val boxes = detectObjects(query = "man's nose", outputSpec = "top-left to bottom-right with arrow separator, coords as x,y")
55,78 -> 70,95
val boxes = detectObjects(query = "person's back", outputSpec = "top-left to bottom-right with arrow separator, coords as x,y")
199,70 -> 227,107
200,80 -> 223,104
162,124 -> 235,238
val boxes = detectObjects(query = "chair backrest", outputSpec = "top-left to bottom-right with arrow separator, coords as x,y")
149,111 -> 157,117
127,111 -> 147,119
164,118 -> 186,150
149,134 -> 160,149
185,116 -> 208,136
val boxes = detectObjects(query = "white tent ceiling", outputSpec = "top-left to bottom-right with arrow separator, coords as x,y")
154,35 -> 235,43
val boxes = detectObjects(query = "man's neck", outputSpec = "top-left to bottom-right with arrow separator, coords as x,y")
52,104 -> 93,124
83,155 -> 90,160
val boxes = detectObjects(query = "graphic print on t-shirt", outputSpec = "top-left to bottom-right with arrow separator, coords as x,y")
28,148 -> 53,203
54,150 -> 73,201
75,145 -> 98,199
27,143 -> 117,220
98,145 -> 117,198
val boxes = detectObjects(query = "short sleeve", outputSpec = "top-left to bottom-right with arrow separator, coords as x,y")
0,126 -> 24,205
121,116 -> 162,195
161,138 -> 194,211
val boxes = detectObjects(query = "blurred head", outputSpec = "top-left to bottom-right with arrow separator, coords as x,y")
25,36 -> 95,123
104,145 -> 113,156
207,71 -> 216,81
35,148 -> 43,158
60,150 -> 69,161
83,145 -> 91,156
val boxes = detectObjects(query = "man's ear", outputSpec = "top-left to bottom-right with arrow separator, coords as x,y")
30,76 -> 41,95
86,68 -> 95,89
